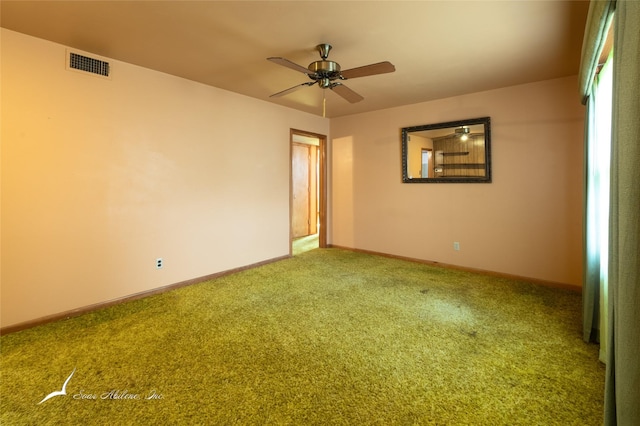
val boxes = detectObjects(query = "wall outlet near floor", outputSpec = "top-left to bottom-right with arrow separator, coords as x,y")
156,258 -> 163,269
453,242 -> 460,251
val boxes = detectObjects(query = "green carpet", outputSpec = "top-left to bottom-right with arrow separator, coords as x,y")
1,248 -> 604,425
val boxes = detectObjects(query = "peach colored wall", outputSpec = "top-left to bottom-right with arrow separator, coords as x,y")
1,29 -> 329,328
330,76 -> 584,286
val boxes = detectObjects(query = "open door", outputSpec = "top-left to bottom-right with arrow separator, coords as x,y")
292,142 -> 315,238
291,129 -> 327,252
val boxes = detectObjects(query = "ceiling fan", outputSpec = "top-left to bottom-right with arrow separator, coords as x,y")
267,43 -> 395,104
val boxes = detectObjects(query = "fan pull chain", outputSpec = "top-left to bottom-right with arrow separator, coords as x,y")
323,91 -> 326,118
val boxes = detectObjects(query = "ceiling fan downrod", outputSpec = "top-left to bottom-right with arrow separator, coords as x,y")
317,43 -> 332,59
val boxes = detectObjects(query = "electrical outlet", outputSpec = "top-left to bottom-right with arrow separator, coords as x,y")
156,258 -> 163,269
453,242 -> 460,251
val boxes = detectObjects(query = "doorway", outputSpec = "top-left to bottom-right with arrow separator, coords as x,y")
291,129 -> 327,254
421,149 -> 434,178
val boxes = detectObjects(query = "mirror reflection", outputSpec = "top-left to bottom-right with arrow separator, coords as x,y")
401,117 -> 491,183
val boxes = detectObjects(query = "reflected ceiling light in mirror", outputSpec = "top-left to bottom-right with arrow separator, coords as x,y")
455,127 -> 470,141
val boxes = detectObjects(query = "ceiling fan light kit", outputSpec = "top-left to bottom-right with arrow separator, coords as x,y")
267,43 -> 395,106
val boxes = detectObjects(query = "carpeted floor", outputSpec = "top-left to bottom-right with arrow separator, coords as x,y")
1,248 -> 605,425
293,233 -> 319,255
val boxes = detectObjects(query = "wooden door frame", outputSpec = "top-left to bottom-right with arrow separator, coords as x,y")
290,129 -> 327,252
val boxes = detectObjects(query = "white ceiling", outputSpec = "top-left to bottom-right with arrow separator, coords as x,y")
1,1 -> 589,118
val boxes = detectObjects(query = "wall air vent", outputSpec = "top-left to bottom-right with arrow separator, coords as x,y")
66,50 -> 111,79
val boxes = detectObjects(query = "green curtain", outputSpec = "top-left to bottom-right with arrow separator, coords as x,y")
581,0 -> 615,345
604,0 -> 640,424
580,0 -> 615,347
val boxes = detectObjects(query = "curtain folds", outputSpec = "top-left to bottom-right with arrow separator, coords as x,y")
581,0 -> 640,423
604,0 -> 640,424
579,0 -> 615,350
580,0 -> 615,349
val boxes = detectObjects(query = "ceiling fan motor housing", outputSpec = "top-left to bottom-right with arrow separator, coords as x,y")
308,60 -> 341,82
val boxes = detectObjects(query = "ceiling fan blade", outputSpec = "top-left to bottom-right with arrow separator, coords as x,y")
340,61 -> 396,79
267,57 -> 311,75
331,83 -> 364,103
270,81 -> 316,98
